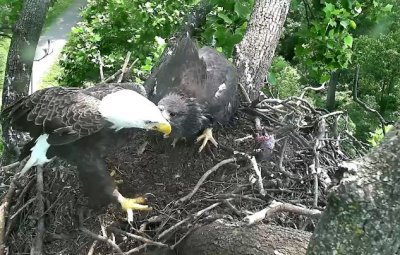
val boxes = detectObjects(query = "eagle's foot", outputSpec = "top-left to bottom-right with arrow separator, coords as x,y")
113,189 -> 152,223
196,128 -> 218,153
120,197 -> 152,211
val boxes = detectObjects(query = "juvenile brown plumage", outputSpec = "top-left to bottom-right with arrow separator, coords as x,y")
147,37 -> 238,151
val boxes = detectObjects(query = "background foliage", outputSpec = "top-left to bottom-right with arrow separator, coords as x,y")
1,0 -> 400,147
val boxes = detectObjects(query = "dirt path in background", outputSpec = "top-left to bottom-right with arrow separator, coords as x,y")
30,0 -> 87,93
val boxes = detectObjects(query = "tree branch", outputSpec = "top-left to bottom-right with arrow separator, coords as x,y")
352,65 -> 392,134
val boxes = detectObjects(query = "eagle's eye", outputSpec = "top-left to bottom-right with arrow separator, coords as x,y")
169,112 -> 176,117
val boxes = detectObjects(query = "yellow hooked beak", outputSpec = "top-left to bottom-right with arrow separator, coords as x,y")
152,122 -> 172,135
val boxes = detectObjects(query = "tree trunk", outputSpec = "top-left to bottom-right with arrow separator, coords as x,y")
1,0 -> 51,162
234,0 -> 291,102
326,70 -> 339,112
177,220 -> 311,255
306,122 -> 400,254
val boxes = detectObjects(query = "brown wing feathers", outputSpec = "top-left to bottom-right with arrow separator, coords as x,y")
2,87 -> 106,146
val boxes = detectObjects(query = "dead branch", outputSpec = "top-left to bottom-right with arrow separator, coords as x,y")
31,166 -> 45,255
300,83 -> 326,99
34,40 -> 53,61
98,51 -> 105,81
0,160 -> 26,255
87,240 -> 98,255
277,138 -> 298,179
118,51 -> 131,83
109,226 -> 169,249
9,197 -> 36,220
352,65 -> 391,134
0,186 -> 15,255
158,202 -> 221,241
234,152 -> 265,196
102,58 -> 138,84
80,227 -> 125,255
244,200 -> 322,225
126,244 -> 147,254
1,162 -> 19,172
178,158 -> 236,203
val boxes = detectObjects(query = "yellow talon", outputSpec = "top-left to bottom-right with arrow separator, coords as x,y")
120,197 -> 152,211
196,128 -> 218,152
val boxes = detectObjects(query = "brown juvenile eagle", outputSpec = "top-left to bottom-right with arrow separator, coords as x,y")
148,37 -> 238,152
1,83 -> 171,216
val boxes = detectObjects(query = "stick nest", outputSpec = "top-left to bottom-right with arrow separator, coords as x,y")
0,94 -> 367,254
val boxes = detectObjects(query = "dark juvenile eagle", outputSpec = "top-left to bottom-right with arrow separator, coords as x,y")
148,37 -> 238,152
1,83 -> 171,216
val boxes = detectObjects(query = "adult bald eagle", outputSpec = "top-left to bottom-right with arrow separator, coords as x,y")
148,37 -> 238,152
1,83 -> 171,213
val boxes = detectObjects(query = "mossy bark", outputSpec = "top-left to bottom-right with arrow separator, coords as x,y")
307,122 -> 400,254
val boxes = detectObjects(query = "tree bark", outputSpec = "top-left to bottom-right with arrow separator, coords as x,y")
1,0 -> 51,161
234,0 -> 291,102
177,220 -> 311,255
306,122 -> 400,254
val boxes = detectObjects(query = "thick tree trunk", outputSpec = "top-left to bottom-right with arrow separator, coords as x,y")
1,0 -> 51,161
306,122 -> 400,254
178,220 -> 311,255
234,0 -> 291,102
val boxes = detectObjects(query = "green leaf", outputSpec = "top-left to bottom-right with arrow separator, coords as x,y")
319,73 -> 331,83
340,20 -> 349,29
323,3 -> 335,14
267,72 -> 277,85
344,35 -> 353,48
234,2 -> 250,19
382,4 -> 393,12
217,12 -> 233,24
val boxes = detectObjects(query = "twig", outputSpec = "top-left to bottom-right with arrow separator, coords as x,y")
352,65 -> 391,134
0,187 -> 15,255
103,70 -> 122,83
9,197 -> 36,220
126,244 -> 147,254
312,119 -> 325,208
80,227 -> 125,255
234,152 -> 266,196
234,135 -> 253,142
243,200 -> 322,225
300,83 -> 326,99
319,111 -> 344,120
118,52 -> 131,83
277,138 -> 298,179
78,209 -> 125,255
102,59 -> 138,84
0,160 -> 26,255
31,166 -> 45,255
178,158 -> 236,203
34,40 -> 53,61
223,199 -> 242,217
158,202 -> 221,241
87,240 -> 98,255
98,51 -> 105,81
109,227 -> 169,249
1,162 -> 19,172
170,228 -> 195,250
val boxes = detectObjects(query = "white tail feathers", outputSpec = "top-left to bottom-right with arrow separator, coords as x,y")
20,134 -> 51,176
